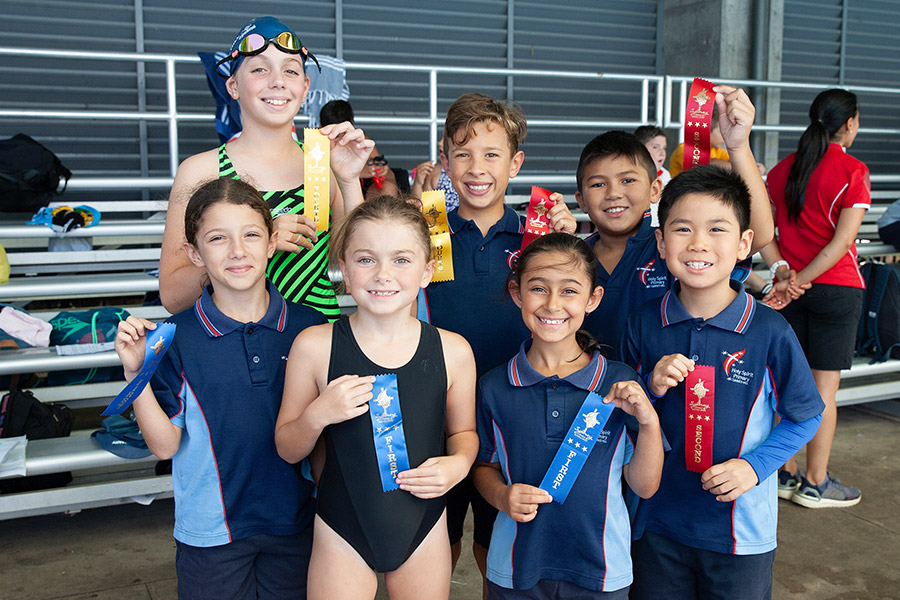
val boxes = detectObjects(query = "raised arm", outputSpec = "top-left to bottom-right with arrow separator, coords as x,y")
322,121 -> 374,224
714,85 -> 774,251
114,317 -> 182,459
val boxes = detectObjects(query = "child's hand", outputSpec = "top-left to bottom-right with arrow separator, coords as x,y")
413,161 -> 436,189
500,483 -> 552,523
115,317 -> 157,381
321,122 -> 376,184
273,213 -> 317,253
701,458 -> 758,502
314,374 -> 374,426
649,354 -> 694,397
604,380 -> 658,427
713,85 -> 756,151
547,193 -> 577,234
395,454 -> 470,499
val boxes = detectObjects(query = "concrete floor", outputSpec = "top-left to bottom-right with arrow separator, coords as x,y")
3,402 -> 898,600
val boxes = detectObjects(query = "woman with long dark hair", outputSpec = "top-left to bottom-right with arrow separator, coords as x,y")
762,89 -> 868,508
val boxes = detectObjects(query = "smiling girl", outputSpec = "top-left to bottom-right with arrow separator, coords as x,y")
116,177 -> 327,599
160,16 -> 373,319
472,233 -> 663,599
275,195 -> 478,600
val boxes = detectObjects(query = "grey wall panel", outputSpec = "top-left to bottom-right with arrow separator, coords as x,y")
780,0 -> 900,187
1,0 -> 659,199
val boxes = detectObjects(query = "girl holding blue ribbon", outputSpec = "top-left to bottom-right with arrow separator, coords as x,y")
115,178 -> 327,599
275,195 -> 478,600
472,233 -> 664,599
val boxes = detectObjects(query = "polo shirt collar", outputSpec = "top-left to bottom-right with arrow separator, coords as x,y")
193,280 -> 288,338
507,340 -> 607,391
659,280 -> 756,334
447,205 -> 524,235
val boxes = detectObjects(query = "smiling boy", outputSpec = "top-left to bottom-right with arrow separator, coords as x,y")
621,166 -> 823,600
422,92 -> 576,587
576,86 -> 773,358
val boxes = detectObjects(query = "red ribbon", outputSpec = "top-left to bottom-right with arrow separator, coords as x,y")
684,365 -> 715,473
683,78 -> 716,172
521,186 -> 553,250
372,175 -> 385,189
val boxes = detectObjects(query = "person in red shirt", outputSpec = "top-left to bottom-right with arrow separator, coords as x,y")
762,89 -> 868,508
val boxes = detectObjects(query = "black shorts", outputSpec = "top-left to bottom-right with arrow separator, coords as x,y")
630,531 -> 774,600
446,473 -> 497,548
779,283 -> 863,371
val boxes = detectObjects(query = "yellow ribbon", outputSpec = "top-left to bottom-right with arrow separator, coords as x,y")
421,191 -> 454,282
303,128 -> 330,232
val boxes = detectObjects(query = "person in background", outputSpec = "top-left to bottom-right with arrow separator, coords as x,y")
761,88 -> 868,509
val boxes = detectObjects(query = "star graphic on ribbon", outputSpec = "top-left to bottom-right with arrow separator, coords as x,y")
689,414 -> 695,420
394,424 -> 401,430
533,200 -> 548,217
575,442 -> 581,449
701,122 -> 708,128
568,438 -> 574,444
377,427 -> 384,433
308,142 -> 325,166
704,416 -> 710,421
582,445 -> 588,453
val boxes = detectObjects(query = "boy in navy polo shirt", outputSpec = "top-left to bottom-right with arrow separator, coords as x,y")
621,167 -> 824,600
422,92 -> 577,582
576,86 -> 774,359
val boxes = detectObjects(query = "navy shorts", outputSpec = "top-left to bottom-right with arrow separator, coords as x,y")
779,283 -> 863,371
446,473 -> 497,548
175,526 -> 312,600
630,531 -> 774,600
487,579 -> 628,599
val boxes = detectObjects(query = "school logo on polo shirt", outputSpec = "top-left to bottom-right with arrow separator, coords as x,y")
636,259 -> 667,289
505,248 -> 521,271
722,348 -> 754,385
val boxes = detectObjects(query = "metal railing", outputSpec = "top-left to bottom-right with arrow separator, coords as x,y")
2,47 -> 900,189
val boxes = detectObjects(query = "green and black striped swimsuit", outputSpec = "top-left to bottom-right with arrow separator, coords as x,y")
218,143 -> 339,320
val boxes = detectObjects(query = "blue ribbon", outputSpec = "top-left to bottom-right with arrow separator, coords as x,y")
538,391 -> 615,503
102,323 -> 177,416
368,373 -> 410,492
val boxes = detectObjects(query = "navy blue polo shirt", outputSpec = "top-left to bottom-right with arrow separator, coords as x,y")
423,206 -> 531,378
621,282 -> 823,555
583,211 -> 753,360
151,282 -> 325,547
477,342 -> 641,592
583,211 -> 671,360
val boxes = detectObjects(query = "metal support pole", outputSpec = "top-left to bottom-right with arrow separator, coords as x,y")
166,60 -> 178,177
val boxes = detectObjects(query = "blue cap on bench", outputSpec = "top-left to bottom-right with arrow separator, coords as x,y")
91,415 -> 152,459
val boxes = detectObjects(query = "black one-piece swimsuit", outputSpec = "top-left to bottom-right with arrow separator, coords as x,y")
318,317 -> 447,572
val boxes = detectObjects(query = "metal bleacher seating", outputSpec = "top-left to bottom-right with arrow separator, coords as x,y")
1,191 -> 900,518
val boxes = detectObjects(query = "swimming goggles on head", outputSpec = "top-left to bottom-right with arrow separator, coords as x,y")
216,31 -> 321,74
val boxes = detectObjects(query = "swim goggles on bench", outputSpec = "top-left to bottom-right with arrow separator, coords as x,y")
215,31 -> 321,74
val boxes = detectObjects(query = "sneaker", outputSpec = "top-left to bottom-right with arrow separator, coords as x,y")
778,469 -> 801,500
791,473 -> 861,508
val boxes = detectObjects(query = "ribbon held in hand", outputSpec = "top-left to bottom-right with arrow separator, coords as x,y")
683,78 -> 716,172
304,128 -> 330,232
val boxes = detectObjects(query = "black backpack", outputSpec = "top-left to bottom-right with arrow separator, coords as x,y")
856,261 -> 900,362
0,389 -> 73,440
0,134 -> 72,213
0,389 -> 74,493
